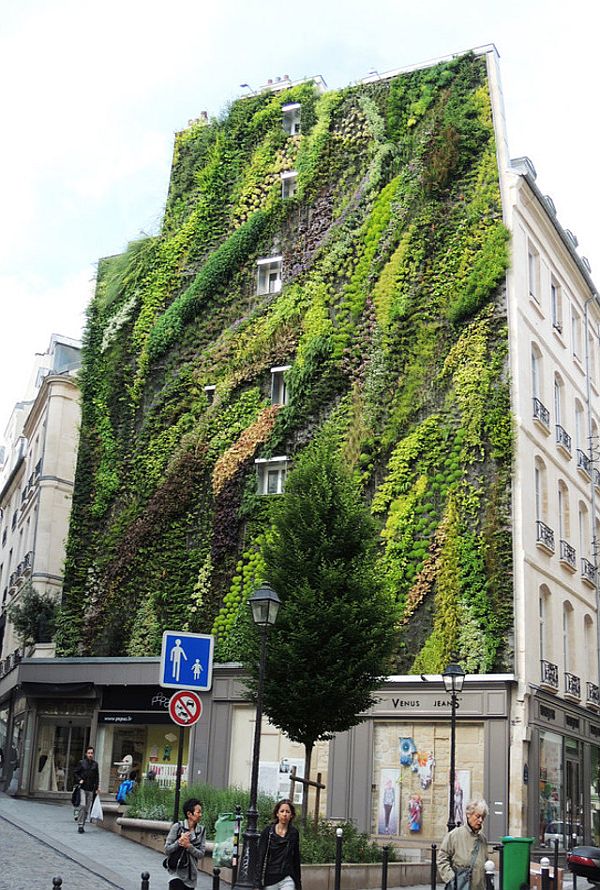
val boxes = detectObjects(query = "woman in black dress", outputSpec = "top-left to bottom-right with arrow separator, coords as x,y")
257,799 -> 302,890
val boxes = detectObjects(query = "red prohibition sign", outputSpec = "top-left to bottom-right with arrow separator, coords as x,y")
168,690 -> 203,726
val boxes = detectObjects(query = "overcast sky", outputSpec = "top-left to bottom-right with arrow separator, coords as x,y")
1,0 -> 599,442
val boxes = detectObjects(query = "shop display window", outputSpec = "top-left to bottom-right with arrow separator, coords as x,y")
33,719 -> 89,792
538,730 -> 563,845
591,745 -> 600,845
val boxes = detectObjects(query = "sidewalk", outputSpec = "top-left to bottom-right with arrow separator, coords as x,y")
0,792 -> 213,890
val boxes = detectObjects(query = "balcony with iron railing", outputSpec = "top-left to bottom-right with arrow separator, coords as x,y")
587,682 -> 600,710
560,539 -> 577,571
565,672 -> 581,701
0,648 -> 21,680
556,424 -> 572,457
582,557 -> 597,588
536,520 -> 555,554
577,449 -> 592,478
533,397 -> 551,432
540,660 -> 559,691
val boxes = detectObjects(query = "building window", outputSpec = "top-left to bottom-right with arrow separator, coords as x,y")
531,345 -> 542,400
572,307 -> 582,359
539,585 -> 551,662
271,366 -> 291,405
535,457 -> 548,522
281,171 -> 298,200
558,480 -> 570,541
204,385 -> 216,405
563,601 -> 574,671
554,374 -> 563,425
551,278 -> 562,333
257,257 -> 282,295
255,457 -> 289,495
282,103 -> 301,135
528,244 -> 540,301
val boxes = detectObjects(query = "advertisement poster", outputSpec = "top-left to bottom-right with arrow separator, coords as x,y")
453,769 -> 470,827
258,758 -> 305,803
377,768 -> 400,835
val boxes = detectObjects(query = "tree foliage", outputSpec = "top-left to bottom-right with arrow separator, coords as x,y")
245,441 -> 395,801
8,585 -> 57,647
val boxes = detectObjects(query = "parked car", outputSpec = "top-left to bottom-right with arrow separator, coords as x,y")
544,821 -> 583,847
567,847 -> 600,884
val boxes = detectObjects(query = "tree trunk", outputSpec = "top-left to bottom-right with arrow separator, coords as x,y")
301,743 -> 313,828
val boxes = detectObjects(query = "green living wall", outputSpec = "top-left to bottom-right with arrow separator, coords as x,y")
57,52 -> 513,672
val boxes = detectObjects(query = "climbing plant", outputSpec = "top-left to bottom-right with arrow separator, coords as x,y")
58,54 -> 513,675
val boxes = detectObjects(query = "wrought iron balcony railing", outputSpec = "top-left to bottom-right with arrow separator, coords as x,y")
560,539 -> 577,570
587,682 -> 600,709
565,672 -> 581,699
577,449 -> 592,476
582,558 -> 597,587
556,424 -> 572,455
533,397 -> 551,430
541,660 -> 559,690
536,520 -> 555,553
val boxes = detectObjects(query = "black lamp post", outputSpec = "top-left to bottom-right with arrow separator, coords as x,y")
442,663 -> 466,832
234,584 -> 281,890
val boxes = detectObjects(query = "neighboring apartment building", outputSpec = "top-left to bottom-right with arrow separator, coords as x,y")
0,49 -> 599,853
503,155 -> 600,844
0,334 -> 81,661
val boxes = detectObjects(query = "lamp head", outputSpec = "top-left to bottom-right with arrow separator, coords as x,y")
442,662 -> 466,694
249,584 -> 281,627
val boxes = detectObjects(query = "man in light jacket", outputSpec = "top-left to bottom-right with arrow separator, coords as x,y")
164,797 -> 206,890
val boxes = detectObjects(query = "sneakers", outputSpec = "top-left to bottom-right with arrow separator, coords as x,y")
78,826 -> 85,833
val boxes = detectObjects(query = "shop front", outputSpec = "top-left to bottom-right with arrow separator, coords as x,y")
529,691 -> 600,850
327,675 -> 513,844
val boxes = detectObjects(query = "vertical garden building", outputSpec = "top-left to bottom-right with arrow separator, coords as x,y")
2,46 -> 599,847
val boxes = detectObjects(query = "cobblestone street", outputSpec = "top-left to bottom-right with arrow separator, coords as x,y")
0,816 -> 119,890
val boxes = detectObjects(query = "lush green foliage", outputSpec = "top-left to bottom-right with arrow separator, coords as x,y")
126,781 -> 389,863
58,54 -> 513,676
8,585 -> 57,646
243,442 -> 394,786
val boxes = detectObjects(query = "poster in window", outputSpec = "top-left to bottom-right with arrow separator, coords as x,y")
377,768 -> 400,835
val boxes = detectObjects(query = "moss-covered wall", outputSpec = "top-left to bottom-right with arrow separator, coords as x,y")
57,53 -> 513,673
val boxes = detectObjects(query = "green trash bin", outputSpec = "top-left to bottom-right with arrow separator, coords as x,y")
501,836 -> 535,890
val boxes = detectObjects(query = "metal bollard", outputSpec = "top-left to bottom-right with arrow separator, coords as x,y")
430,843 -> 437,890
52,880 -> 63,889
334,827 -> 343,890
540,857 -> 551,890
553,839 -> 559,890
493,843 -> 504,890
485,859 -> 496,890
213,867 -> 221,890
141,871 -> 150,890
381,845 -> 389,890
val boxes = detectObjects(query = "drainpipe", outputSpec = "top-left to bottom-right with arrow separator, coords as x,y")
583,294 -> 600,699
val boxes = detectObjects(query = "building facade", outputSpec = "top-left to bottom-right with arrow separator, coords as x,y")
1,49 -> 599,856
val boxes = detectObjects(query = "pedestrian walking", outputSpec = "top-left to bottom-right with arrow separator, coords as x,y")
257,799 -> 302,890
164,797 -> 206,889
74,745 -> 99,833
437,799 -> 489,890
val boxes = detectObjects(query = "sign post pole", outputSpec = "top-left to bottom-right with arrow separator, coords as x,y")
173,725 -> 185,823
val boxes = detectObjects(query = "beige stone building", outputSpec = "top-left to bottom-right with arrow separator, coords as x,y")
0,334 -> 81,661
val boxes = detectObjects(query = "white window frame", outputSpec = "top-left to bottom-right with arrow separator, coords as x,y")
271,366 -> 291,405
255,456 -> 290,495
204,384 -> 216,405
282,103 -> 301,135
256,257 -> 282,296
528,244 -> 540,301
551,277 -> 562,333
571,306 -> 582,359
281,170 -> 298,200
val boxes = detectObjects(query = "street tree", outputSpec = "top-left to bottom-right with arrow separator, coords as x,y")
245,440 -> 394,819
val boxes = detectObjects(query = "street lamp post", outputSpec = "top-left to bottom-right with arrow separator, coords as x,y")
233,584 -> 281,890
442,663 -> 466,832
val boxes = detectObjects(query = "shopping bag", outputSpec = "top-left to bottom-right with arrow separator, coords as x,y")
213,812 -> 237,867
90,793 -> 104,822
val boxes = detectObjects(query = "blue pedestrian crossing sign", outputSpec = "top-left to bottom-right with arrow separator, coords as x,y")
159,631 -> 214,691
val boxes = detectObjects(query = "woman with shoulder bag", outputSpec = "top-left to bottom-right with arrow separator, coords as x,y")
437,799 -> 489,890
164,797 -> 206,890
256,799 -> 302,890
